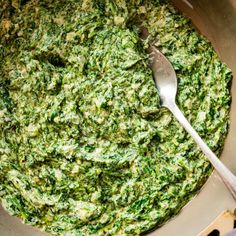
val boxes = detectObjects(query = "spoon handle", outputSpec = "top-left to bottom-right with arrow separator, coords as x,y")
168,102 -> 236,200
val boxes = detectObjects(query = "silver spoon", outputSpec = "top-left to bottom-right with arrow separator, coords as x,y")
148,44 -> 236,200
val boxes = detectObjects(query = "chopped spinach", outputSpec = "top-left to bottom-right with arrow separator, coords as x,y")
0,0 -> 232,235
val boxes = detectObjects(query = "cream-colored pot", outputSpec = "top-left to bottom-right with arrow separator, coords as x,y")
0,0 -> 236,235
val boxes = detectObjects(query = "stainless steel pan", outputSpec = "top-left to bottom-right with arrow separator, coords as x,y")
0,0 -> 236,235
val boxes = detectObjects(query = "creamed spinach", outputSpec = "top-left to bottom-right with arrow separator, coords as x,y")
0,0 -> 232,235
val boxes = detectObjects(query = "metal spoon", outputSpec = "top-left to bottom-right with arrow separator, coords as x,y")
148,44 -> 236,200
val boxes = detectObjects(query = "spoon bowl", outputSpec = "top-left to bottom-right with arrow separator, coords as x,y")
149,46 -> 177,107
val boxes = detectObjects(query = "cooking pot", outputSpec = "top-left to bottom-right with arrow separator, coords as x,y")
0,0 -> 236,235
